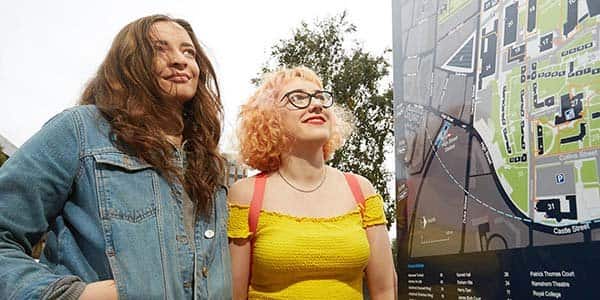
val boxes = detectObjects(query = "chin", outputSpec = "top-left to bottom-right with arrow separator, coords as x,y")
179,95 -> 195,103
159,84 -> 197,103
297,134 -> 330,144
165,93 -> 195,104
176,90 -> 196,101
292,126 -> 332,143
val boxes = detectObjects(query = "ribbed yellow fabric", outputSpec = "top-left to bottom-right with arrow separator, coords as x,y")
228,194 -> 387,299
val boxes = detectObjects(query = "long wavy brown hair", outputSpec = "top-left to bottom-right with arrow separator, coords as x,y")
80,14 -> 224,217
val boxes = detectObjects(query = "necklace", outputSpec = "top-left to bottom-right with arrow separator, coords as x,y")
278,168 -> 327,193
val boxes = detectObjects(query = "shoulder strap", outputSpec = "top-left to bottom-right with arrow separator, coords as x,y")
248,172 -> 267,284
344,173 -> 365,216
249,172 -> 267,236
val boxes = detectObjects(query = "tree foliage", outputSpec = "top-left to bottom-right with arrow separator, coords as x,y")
256,12 -> 395,223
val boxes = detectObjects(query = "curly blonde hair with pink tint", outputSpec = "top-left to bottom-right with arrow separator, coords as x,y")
238,66 -> 353,172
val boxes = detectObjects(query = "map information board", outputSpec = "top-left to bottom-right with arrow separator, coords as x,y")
393,0 -> 600,298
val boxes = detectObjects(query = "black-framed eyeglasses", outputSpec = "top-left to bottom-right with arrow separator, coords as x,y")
279,89 -> 334,109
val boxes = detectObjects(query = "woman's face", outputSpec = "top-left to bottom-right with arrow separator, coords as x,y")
276,78 -> 334,146
150,21 -> 200,104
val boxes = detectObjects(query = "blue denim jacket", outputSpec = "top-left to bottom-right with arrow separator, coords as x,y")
0,105 -> 232,299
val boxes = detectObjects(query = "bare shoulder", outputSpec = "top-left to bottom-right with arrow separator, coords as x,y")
228,176 -> 256,205
355,174 -> 377,196
336,168 -> 378,196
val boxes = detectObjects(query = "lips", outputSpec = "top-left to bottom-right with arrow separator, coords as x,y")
303,115 -> 326,124
164,73 -> 191,83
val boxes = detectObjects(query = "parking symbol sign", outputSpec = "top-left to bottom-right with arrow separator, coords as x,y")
565,108 -> 575,121
556,173 -> 565,184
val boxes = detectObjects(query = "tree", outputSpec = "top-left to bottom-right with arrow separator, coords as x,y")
255,12 -> 395,223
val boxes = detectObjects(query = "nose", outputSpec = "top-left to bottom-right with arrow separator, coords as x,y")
168,50 -> 187,70
308,97 -> 324,113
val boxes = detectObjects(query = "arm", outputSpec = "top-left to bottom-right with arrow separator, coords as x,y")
0,109 -> 115,299
229,239 -> 251,300
0,110 -> 81,299
227,178 -> 254,300
365,225 -> 397,300
356,175 -> 397,300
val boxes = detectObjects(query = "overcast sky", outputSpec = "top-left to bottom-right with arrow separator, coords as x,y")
0,0 -> 395,238
0,0 -> 392,149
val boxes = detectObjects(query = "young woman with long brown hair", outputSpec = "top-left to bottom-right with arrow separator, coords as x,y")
0,15 -> 231,299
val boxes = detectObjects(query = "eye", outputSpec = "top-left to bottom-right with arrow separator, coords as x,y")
183,48 -> 196,57
289,92 -> 309,102
153,41 -> 168,52
315,93 -> 326,101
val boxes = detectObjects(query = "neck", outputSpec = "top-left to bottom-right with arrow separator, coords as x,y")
279,145 -> 326,182
158,97 -> 187,135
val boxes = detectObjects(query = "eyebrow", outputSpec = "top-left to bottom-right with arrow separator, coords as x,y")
181,42 -> 195,48
153,40 -> 168,46
286,89 -> 308,94
153,40 -> 195,49
280,89 -> 321,101
286,89 -> 323,94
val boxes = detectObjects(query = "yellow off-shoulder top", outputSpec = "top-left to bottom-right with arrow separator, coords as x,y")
228,194 -> 387,299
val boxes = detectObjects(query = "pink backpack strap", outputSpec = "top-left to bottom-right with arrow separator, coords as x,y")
248,172 -> 267,236
344,173 -> 366,217
248,172 -> 267,284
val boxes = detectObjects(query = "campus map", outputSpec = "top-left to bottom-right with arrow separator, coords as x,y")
397,0 -> 600,257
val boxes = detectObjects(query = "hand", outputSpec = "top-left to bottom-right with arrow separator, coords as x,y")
79,280 -> 118,300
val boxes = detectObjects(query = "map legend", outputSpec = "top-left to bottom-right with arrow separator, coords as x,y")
403,243 -> 591,299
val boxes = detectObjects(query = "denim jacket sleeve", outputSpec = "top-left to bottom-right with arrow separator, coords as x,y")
0,109 -> 84,300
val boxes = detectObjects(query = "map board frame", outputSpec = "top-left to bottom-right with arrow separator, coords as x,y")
393,0 -> 600,298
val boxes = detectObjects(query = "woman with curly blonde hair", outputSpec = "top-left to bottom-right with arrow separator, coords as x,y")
228,66 -> 397,299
